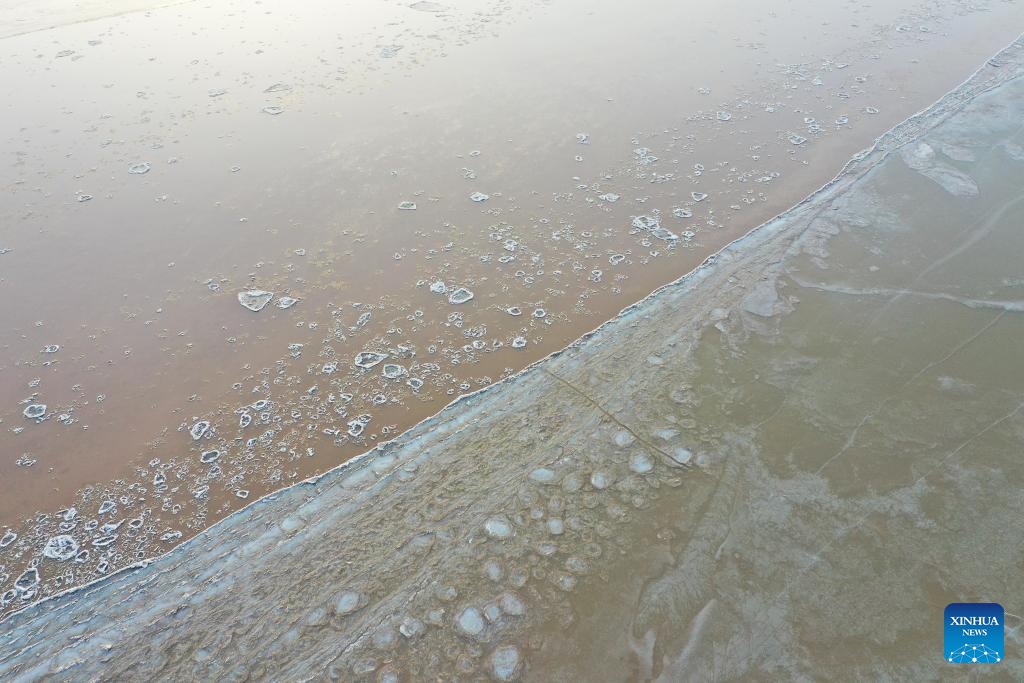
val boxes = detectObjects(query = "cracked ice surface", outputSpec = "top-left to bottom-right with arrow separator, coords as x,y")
3,39 -> 1024,682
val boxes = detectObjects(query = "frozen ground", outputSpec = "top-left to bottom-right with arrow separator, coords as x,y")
2,28 -> 1024,683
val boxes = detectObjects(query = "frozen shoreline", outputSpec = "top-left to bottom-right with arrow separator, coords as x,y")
5,0 -> 1024,618
2,33 -> 1023,682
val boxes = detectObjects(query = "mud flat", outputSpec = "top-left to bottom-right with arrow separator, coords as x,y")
3,28 -> 1024,683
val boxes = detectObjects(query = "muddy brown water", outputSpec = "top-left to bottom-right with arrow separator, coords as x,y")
0,0 -> 1022,618
2,37 -> 1022,680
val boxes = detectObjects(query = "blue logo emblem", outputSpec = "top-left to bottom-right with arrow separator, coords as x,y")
945,603 -> 1003,664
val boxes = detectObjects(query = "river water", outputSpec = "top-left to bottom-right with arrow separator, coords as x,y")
1,0 -> 1022,622
3,36 -> 1022,680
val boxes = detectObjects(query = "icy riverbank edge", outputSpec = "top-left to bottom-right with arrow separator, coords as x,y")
2,33 -> 1023,682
